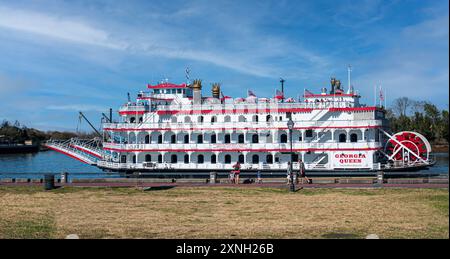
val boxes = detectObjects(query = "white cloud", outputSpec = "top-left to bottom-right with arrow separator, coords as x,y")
46,104 -> 107,112
0,6 -> 126,49
0,5 -> 329,78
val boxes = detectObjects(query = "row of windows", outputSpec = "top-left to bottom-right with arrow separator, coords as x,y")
123,154 -> 292,164
126,132 -> 358,144
172,114 -> 281,124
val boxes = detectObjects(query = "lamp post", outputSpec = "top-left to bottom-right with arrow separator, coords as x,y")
287,118 -> 295,192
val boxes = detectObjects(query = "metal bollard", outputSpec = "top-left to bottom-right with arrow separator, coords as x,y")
210,171 -> 217,184
376,171 -> 384,186
61,172 -> 69,184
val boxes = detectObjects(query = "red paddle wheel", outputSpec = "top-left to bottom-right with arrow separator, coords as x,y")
384,131 -> 431,163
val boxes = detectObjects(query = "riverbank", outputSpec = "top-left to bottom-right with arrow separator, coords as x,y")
433,144 -> 449,153
0,186 -> 447,239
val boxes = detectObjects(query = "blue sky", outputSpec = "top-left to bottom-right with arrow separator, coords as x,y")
0,0 -> 448,131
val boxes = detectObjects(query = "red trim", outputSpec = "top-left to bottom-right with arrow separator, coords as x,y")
304,93 -> 358,98
103,147 -> 381,153
118,111 -> 146,115
156,107 -> 314,115
103,125 -> 381,132
329,107 -> 376,112
45,145 -> 90,164
148,83 -> 187,89
137,97 -> 174,101
69,144 -> 102,159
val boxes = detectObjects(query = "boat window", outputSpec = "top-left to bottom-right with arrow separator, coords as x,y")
224,134 -> 231,143
132,155 -> 136,164
211,134 -> 217,143
266,115 -> 272,122
171,117 -> 177,123
306,130 -> 313,138
238,115 -> 246,122
197,135 -> 203,144
238,154 -> 244,164
252,154 -> 259,164
252,134 -> 259,144
198,154 -> 204,164
145,135 -> 150,144
120,155 -> 127,163
266,154 -> 273,164
238,134 -> 244,143
145,154 -> 151,162
280,134 -> 288,143
252,115 -> 259,122
211,116 -> 217,123
184,135 -> 189,144
198,116 -> 204,123
171,154 -> 177,163
184,154 -> 189,164
154,89 -> 160,94
350,133 -> 358,143
225,155 -> 232,164
211,154 -> 217,164
158,135 -> 163,144
139,117 -> 143,123
339,133 -> 346,143
130,117 -> 136,123
177,89 -> 182,94
184,116 -> 191,123
171,134 -> 176,144
224,115 -> 231,122
158,154 -> 163,163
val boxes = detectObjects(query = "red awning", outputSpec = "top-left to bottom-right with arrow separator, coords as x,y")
147,82 -> 188,89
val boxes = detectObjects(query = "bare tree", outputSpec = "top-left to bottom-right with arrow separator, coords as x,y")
411,100 -> 426,114
392,97 -> 411,116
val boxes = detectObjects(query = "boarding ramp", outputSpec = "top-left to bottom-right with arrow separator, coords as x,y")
44,138 -> 104,165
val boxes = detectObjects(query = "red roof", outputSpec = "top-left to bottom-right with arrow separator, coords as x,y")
304,93 -> 358,98
147,82 -> 188,89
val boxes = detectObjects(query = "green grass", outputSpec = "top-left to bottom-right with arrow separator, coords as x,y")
0,186 -> 447,239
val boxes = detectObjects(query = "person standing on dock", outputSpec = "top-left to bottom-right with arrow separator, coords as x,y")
298,159 -> 310,184
232,161 -> 241,184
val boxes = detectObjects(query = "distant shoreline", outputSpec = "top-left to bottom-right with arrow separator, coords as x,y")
433,145 -> 449,153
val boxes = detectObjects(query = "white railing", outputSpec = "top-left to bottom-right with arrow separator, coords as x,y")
102,141 -> 382,151
96,161 -> 320,171
102,119 -> 382,131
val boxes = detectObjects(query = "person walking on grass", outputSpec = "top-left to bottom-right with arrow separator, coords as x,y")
232,161 -> 241,184
286,161 -> 292,184
298,159 -> 310,184
256,170 -> 262,184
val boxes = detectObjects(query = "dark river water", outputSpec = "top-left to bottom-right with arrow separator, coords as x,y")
0,150 -> 448,180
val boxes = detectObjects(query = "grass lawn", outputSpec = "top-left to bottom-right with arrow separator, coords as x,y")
0,186 -> 448,239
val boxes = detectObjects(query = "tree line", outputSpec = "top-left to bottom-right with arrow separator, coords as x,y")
386,97 -> 449,145
0,120 -> 98,144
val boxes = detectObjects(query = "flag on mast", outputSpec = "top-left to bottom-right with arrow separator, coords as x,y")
275,89 -> 284,99
304,89 -> 314,96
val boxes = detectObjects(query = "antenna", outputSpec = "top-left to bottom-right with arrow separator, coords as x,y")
185,67 -> 191,85
280,78 -> 285,103
347,65 -> 352,93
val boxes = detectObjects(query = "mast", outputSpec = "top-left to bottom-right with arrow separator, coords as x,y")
347,65 -> 352,93
280,78 -> 285,103
79,112 -> 102,137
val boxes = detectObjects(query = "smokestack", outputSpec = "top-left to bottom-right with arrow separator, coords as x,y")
330,78 -> 336,94
212,83 -> 221,99
109,108 -> 112,123
192,79 -> 202,105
